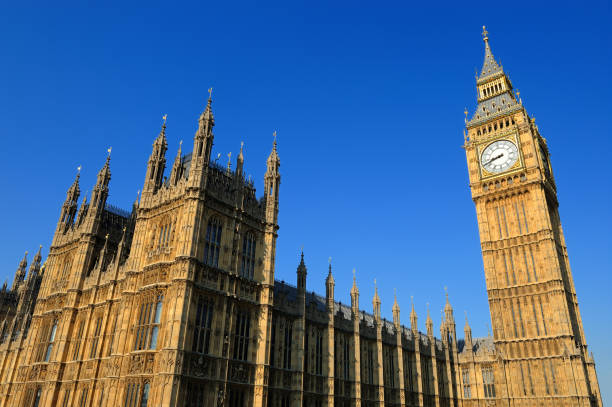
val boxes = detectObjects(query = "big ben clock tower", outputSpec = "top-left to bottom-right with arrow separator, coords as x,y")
464,27 -> 602,406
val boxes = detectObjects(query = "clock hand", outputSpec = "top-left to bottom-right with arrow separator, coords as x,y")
484,153 -> 504,167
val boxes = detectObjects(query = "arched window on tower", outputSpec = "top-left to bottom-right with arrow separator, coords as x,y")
241,232 -> 256,279
203,218 -> 222,267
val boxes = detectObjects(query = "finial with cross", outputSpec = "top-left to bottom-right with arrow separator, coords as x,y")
208,87 -> 213,100
77,165 -> 82,174
482,25 -> 489,41
162,114 -> 167,125
107,147 -> 112,157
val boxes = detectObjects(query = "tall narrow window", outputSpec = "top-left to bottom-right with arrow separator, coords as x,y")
140,383 -> 150,407
522,247 -> 531,282
90,317 -> 103,358
270,318 -> 277,367
73,321 -> 85,360
134,294 -> 164,351
79,388 -> 89,407
529,246 -> 538,280
44,321 -> 57,362
233,310 -> 251,361
203,218 -> 222,267
531,298 -> 541,336
343,338 -> 350,380
366,346 -> 374,384
282,320 -> 292,369
61,389 -> 71,407
539,298 -> 548,335
482,365 -> 495,398
315,330 -> 323,375
462,369 -> 471,398
33,388 -> 42,407
125,383 -> 140,407
521,201 -> 529,233
241,232 -> 256,279
193,296 -> 214,354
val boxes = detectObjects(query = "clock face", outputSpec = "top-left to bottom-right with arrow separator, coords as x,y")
480,140 -> 519,174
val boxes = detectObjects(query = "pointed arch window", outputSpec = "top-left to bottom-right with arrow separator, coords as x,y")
134,294 -> 164,351
203,218 -> 222,267
240,231 -> 256,279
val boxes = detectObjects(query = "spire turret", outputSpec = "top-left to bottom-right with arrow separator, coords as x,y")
478,25 -> 503,80
236,141 -> 244,178
170,140 -> 183,185
410,297 -> 418,332
296,249 -> 307,292
59,167 -> 81,228
12,251 -> 28,290
264,132 -> 281,225
90,153 -> 111,215
326,258 -> 335,309
464,312 -> 473,350
372,279 -> 381,320
144,118 -> 168,193
444,288 -> 454,324
467,26 -> 520,127
392,289 -> 400,326
189,89 -> 215,187
426,303 -> 433,337
350,269 -> 359,312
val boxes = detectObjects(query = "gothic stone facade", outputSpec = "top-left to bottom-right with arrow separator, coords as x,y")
0,29 -> 602,407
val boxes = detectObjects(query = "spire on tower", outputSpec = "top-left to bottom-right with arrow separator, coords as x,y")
325,257 -> 335,308
426,302 -> 433,336
12,251 -> 28,290
372,278 -> 381,319
479,25 -> 503,80
392,288 -> 401,325
410,296 -> 418,331
296,248 -> 307,291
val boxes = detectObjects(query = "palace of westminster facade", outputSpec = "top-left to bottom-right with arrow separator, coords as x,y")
0,29 -> 602,407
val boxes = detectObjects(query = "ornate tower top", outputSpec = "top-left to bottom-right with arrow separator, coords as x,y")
372,279 -> 381,320
479,25 -> 503,80
392,289 -> 400,325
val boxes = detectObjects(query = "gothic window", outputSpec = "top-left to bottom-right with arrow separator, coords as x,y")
36,320 -> 57,362
192,296 -> 214,354
482,365 -> 495,398
365,345 -> 374,384
73,320 -> 85,360
282,320 -> 292,369
125,382 -> 150,407
343,338 -> 350,380
270,317 -> 277,367
240,232 -> 256,279
78,387 -> 89,407
107,310 -> 118,356
32,387 -> 41,407
462,369 -> 471,398
203,218 -> 222,267
61,389 -> 71,407
315,329 -> 323,375
89,317 -> 103,358
134,294 -> 164,351
384,347 -> 395,388
233,309 -> 251,361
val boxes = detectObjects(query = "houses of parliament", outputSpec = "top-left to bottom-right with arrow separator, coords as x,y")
0,28 -> 602,407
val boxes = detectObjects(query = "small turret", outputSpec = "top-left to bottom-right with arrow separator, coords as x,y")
410,297 -> 418,332
27,246 -> 42,279
59,168 -> 81,229
169,141 -> 183,185
426,304 -> 433,337
236,142 -> 244,178
464,312 -> 473,350
392,290 -> 401,326
444,288 -> 455,325
372,279 -> 381,321
264,133 -> 281,225
12,252 -> 28,290
144,118 -> 168,193
89,153 -> 111,216
325,259 -> 335,310
350,269 -> 359,313
189,90 -> 215,187
296,250 -> 307,293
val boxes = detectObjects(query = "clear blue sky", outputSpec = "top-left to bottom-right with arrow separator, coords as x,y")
1,1 -> 610,400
